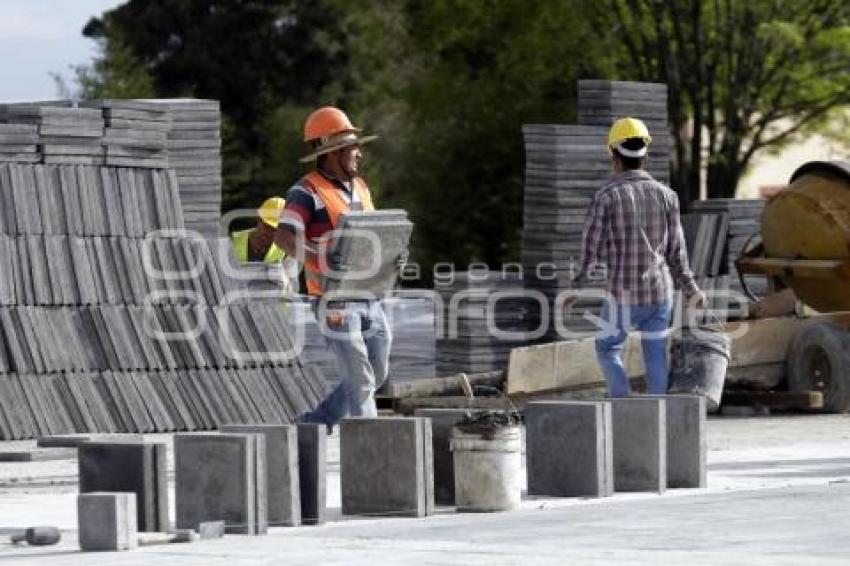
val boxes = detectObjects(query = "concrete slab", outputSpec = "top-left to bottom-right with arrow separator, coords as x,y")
340,417 -> 433,517
413,408 -> 471,505
221,424 -> 301,527
77,492 -> 137,551
610,397 -> 666,493
174,433 -> 268,535
526,401 -> 614,497
297,423 -> 327,525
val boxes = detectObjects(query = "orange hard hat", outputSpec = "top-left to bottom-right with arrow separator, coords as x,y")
300,106 -> 377,163
303,106 -> 359,142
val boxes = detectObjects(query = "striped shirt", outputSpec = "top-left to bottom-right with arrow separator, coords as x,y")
577,169 -> 697,305
279,168 -> 364,241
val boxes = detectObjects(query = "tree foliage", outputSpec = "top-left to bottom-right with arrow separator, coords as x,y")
72,0 -> 850,274
597,0 -> 850,205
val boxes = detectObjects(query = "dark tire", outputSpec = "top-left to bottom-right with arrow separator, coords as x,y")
787,321 -> 850,413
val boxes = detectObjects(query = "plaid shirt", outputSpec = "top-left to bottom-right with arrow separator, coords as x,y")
577,169 -> 697,305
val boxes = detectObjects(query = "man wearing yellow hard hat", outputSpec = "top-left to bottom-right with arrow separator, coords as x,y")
231,196 -> 287,264
573,117 -> 706,398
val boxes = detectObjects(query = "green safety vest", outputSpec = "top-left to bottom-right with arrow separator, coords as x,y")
231,229 -> 285,264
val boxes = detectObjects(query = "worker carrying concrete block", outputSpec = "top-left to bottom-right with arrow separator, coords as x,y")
275,106 -> 392,429
569,117 -> 706,398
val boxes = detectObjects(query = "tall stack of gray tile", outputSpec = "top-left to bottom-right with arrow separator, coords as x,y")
147,99 -> 222,238
0,101 -> 327,440
435,271 -> 540,375
522,80 -> 671,341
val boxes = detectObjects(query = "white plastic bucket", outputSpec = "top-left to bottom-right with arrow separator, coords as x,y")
450,425 -> 522,512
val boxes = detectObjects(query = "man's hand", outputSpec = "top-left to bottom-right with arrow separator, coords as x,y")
563,294 -> 578,309
690,289 -> 707,309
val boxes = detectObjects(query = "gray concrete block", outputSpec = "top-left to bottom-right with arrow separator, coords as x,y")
648,394 -> 707,488
78,442 -> 168,532
611,397 -> 667,493
77,492 -> 137,551
296,423 -> 326,525
340,417 -> 433,517
526,401 -> 614,498
413,409 -> 471,505
221,424 -> 301,527
175,432 -> 268,534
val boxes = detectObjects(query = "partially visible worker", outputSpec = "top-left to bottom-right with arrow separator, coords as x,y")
572,117 -> 706,398
231,197 -> 287,263
275,106 -> 391,429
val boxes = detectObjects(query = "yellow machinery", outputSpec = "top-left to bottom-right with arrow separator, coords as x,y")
737,161 -> 850,411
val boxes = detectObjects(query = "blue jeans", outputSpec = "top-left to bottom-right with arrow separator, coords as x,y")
595,300 -> 672,397
301,301 -> 392,427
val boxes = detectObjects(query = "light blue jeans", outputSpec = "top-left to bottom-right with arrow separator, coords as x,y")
595,300 -> 672,397
301,301 -> 392,427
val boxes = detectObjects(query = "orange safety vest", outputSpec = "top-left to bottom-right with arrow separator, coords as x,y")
302,171 -> 375,296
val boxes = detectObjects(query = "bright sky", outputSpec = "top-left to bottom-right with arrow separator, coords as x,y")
0,0 -> 124,101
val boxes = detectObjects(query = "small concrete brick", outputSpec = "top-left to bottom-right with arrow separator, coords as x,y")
525,401 -> 614,498
610,397 -> 667,493
296,423 -> 326,526
77,492 -> 138,551
175,433 -> 268,535
220,424 -> 301,527
340,417 -> 434,517
413,408 -> 472,505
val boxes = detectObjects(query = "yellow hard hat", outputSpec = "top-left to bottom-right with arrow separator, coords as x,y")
607,117 -> 652,156
259,197 -> 285,227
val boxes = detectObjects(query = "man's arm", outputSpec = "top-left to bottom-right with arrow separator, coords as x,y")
665,193 -> 701,299
574,190 -> 609,286
275,186 -> 319,265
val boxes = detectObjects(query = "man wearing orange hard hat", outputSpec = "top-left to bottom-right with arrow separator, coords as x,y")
275,106 -> 390,429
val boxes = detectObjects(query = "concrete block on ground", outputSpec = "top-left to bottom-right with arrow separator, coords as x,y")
221,424 -> 301,527
525,401 -> 614,498
340,417 -> 434,517
77,492 -> 137,551
78,441 -> 168,532
653,394 -> 707,488
610,397 -> 666,493
175,433 -> 268,535
297,423 -> 326,526
414,408 -> 471,505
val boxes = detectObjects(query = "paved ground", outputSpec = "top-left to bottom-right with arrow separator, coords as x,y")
1,414 -> 849,564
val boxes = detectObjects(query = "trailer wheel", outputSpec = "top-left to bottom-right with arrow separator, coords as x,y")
787,321 -> 850,413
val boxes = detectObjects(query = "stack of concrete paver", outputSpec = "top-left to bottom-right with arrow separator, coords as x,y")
0,128 -> 326,439
435,271 -> 540,375
147,99 -> 222,238
0,124 -> 39,163
383,294 -> 437,380
0,98 -> 224,238
290,293 -> 437,386
522,80 -> 672,341
0,103 -> 105,166
692,198 -> 768,299
82,100 -> 170,169
521,124 -> 610,340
